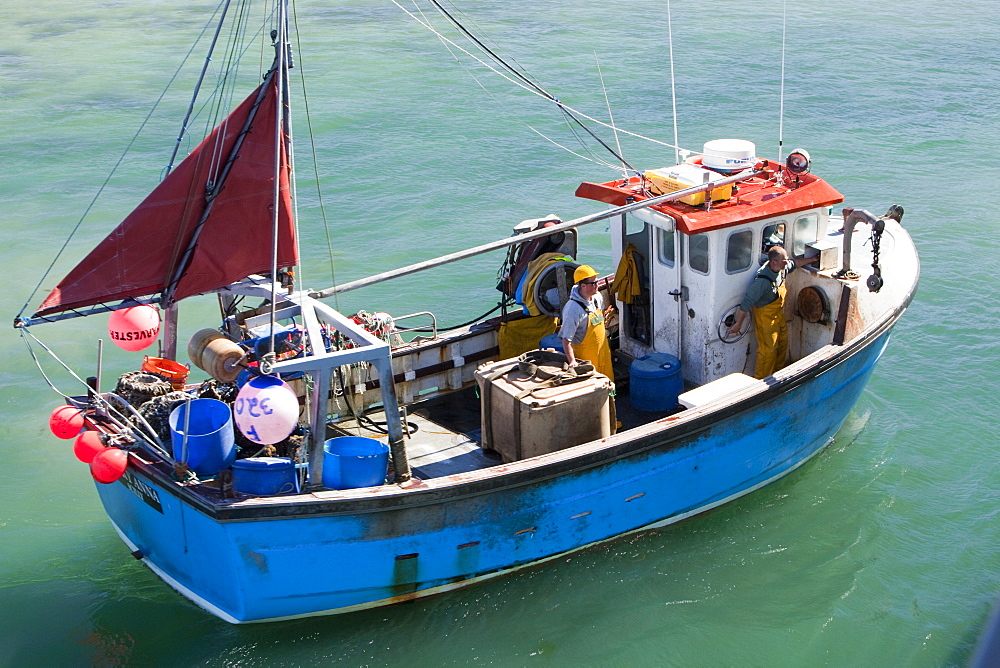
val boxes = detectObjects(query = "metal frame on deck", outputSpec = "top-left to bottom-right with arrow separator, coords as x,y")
222,280 -> 409,483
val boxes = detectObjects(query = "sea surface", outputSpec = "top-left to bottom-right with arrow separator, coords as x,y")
1,0 -> 998,665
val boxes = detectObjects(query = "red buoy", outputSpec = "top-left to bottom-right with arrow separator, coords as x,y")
73,431 -> 104,464
90,448 -> 128,484
108,304 -> 160,352
49,405 -> 84,439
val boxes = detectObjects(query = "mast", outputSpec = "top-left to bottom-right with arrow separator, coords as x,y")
161,0 -> 235,361
160,4 -> 293,360
265,0 -> 292,368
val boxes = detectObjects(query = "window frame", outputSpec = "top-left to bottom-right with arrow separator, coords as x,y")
724,228 -> 754,275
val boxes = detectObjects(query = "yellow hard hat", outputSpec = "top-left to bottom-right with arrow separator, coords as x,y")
574,265 -> 598,283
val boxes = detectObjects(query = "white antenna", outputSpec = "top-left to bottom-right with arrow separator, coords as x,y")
595,52 -> 626,179
777,0 -> 787,164
667,0 -> 679,164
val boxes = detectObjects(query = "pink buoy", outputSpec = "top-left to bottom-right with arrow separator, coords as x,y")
233,375 -> 299,445
108,305 -> 160,352
90,447 -> 128,484
73,430 -> 105,463
49,405 -> 84,439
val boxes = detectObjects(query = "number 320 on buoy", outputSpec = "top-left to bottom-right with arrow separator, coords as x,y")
233,376 -> 298,445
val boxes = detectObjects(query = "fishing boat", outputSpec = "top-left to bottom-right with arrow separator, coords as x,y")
15,1 -> 918,623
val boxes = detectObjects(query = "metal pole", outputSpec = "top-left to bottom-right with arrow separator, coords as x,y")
311,168 -> 762,299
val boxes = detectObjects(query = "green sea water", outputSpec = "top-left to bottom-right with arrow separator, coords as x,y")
1,0 -> 998,664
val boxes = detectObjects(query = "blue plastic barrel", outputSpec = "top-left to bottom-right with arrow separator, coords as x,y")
322,437 -> 389,490
168,398 -> 236,476
629,353 -> 683,412
231,457 -> 298,496
539,333 -> 565,353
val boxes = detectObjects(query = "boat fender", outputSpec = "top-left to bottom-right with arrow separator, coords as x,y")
188,328 -> 228,370
201,337 -> 245,383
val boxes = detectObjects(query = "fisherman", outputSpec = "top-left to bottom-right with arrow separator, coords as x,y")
728,246 -> 815,379
559,265 -> 614,380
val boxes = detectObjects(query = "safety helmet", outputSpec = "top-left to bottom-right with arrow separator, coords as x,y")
573,265 -> 598,284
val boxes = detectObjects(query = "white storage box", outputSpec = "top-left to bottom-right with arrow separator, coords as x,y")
678,373 -> 764,409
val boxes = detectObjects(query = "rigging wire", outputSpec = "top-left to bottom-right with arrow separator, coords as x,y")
666,0 -> 680,165
427,0 -> 638,174
392,0 -> 686,162
777,0 -> 788,164
595,52 -> 627,180
410,1 -> 618,172
164,0 -> 234,178
13,2 -> 230,323
267,0 -> 289,361
290,0 -> 340,311
18,328 -> 91,400
19,329 -> 172,459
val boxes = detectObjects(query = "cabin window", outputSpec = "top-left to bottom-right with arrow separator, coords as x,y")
657,228 -> 675,267
688,234 -> 709,274
725,229 -> 754,274
762,222 -> 786,252
624,213 -> 645,237
792,214 -> 819,257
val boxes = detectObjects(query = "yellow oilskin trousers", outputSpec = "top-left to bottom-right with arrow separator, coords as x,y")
751,282 -> 788,379
575,309 -> 615,381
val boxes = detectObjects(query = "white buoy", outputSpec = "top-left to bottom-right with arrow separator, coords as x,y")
234,375 -> 299,445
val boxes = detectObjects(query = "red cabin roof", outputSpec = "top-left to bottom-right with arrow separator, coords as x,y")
575,163 -> 844,235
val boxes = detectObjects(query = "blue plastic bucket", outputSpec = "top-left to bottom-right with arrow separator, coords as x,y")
322,437 -> 389,490
169,398 -> 236,476
231,457 -> 298,496
539,333 -> 565,353
629,353 -> 683,412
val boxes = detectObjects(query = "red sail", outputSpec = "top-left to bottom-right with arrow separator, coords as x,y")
36,78 -> 297,317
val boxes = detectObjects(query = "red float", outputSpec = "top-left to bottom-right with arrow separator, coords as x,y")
73,431 -> 105,463
49,405 -> 84,439
108,304 -> 160,352
90,448 -> 128,483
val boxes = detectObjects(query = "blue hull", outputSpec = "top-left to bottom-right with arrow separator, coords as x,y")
95,328 -> 891,622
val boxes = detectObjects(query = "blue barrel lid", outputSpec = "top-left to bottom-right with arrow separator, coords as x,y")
232,456 -> 294,470
629,353 -> 682,379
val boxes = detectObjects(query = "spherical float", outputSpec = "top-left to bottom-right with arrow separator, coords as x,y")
49,405 -> 84,439
108,304 -> 160,352
233,375 -> 298,445
90,447 -> 128,484
73,430 -> 105,463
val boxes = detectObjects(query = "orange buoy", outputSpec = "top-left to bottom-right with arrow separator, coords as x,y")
49,405 -> 84,439
73,430 -> 104,463
142,356 -> 190,390
108,305 -> 160,352
90,448 -> 128,483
